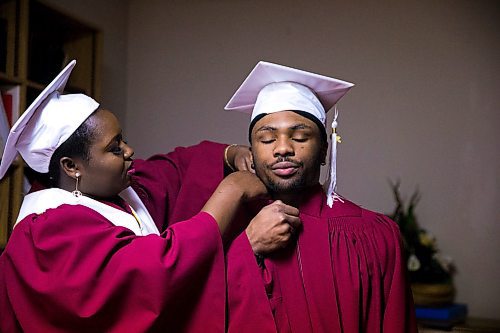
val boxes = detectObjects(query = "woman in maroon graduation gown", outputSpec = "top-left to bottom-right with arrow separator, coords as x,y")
0,61 -> 269,332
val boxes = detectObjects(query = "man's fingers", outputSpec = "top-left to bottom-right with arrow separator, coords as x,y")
285,215 -> 302,230
265,201 -> 301,230
271,200 -> 299,217
282,205 -> 300,217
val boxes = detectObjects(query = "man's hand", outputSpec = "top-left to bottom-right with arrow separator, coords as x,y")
246,200 -> 301,256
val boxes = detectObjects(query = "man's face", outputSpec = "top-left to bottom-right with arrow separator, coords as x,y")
250,111 -> 326,195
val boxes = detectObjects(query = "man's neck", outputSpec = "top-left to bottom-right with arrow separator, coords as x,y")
270,185 -> 317,207
271,193 -> 300,207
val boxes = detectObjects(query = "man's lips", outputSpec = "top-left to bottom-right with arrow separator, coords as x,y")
271,161 -> 299,177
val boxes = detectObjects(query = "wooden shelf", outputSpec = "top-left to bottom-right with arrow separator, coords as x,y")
0,0 -> 19,77
0,0 -> 101,247
0,72 -> 22,84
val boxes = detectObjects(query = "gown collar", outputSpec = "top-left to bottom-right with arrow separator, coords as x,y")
298,184 -> 362,218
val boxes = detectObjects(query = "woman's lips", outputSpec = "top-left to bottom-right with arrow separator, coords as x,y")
271,161 -> 299,177
126,161 -> 136,176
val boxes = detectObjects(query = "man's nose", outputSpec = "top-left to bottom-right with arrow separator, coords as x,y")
273,137 -> 294,157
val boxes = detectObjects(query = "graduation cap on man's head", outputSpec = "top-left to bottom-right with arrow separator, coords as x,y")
224,61 -> 354,125
224,61 -> 355,207
0,60 -> 99,179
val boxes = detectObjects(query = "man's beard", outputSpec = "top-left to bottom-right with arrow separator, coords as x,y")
260,167 -> 307,195
254,155 -> 322,196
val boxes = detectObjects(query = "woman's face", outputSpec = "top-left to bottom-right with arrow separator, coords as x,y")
74,109 -> 135,198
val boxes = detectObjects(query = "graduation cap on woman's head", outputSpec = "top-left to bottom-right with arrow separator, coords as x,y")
0,60 -> 99,179
224,61 -> 355,207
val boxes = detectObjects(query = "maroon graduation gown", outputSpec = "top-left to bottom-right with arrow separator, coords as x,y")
261,186 -> 418,333
0,141 -> 228,332
168,182 -> 417,332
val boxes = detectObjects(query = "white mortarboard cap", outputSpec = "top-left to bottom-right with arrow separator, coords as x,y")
224,61 -> 354,125
0,60 -> 99,179
224,61 -> 355,208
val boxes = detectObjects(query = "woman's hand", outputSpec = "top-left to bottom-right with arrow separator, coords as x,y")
225,144 -> 254,173
201,171 -> 268,237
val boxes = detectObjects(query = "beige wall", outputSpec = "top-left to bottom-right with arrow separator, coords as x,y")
49,0 -> 500,319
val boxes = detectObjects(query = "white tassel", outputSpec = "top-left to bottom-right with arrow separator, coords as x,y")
326,107 -> 340,208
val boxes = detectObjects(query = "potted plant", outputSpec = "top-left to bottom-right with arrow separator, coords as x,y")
388,180 -> 455,306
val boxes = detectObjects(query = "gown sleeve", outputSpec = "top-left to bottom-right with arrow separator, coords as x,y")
378,214 -> 418,333
225,230 -> 277,333
0,255 -> 23,332
327,211 -> 418,332
1,205 -> 226,333
130,140 -> 227,231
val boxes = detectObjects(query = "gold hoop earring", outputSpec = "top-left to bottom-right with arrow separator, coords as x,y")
72,172 -> 82,197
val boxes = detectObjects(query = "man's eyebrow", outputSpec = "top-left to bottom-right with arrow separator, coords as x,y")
255,125 -> 276,133
290,123 -> 314,131
255,123 -> 314,133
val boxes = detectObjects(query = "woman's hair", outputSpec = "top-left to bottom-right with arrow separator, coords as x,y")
34,111 -> 98,187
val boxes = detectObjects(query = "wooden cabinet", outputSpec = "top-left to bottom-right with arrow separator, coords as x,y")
0,0 -> 101,248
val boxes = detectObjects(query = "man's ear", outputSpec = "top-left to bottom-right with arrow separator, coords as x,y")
60,157 -> 79,178
320,142 -> 328,165
249,149 -> 255,169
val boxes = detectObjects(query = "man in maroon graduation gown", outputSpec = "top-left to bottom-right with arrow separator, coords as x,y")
221,61 -> 418,332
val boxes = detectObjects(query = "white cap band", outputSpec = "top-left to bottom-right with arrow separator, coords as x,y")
252,82 -> 326,125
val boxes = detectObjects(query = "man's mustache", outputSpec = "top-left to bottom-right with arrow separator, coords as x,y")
269,156 -> 302,168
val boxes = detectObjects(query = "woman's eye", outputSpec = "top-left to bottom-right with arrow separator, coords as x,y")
292,137 -> 308,142
111,146 -> 123,154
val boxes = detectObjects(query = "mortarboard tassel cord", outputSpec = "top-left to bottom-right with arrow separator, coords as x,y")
326,107 -> 344,208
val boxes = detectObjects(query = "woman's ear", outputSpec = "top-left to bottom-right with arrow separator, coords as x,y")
60,157 -> 79,178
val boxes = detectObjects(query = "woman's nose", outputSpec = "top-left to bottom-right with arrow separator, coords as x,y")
123,143 -> 135,159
